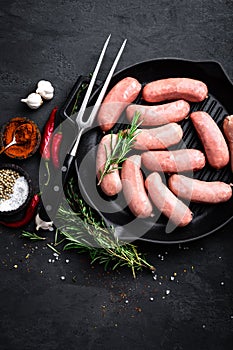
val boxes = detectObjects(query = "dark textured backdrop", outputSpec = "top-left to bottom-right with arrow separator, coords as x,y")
0,1 -> 233,349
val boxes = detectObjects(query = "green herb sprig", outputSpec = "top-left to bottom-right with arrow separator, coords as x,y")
71,82 -> 88,115
98,111 -> 142,185
21,231 -> 46,241
55,178 -> 155,278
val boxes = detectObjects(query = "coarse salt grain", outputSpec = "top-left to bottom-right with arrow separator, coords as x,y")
0,176 -> 29,212
165,290 -> 170,295
60,276 -> 65,280
170,276 -> 175,281
150,297 -> 154,301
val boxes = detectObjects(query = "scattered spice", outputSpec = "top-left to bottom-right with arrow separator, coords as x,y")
2,117 -> 40,159
135,307 -> 142,313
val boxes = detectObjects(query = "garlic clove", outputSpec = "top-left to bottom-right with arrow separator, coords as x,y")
21,92 -> 43,109
36,80 -> 54,100
35,213 -> 53,231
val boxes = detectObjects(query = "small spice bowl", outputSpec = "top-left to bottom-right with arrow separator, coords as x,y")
0,163 -> 32,217
0,117 -> 41,159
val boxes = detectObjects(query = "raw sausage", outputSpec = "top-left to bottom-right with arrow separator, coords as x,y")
96,134 -> 122,196
223,115 -> 233,171
190,111 -> 229,169
145,172 -> 193,227
142,149 -> 206,173
97,77 -> 141,131
168,174 -> 232,203
142,78 -> 208,103
126,100 -> 190,126
132,123 -> 183,150
121,155 -> 152,218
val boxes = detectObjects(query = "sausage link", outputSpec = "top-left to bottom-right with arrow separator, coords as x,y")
97,77 -> 141,131
223,115 -> 233,171
142,78 -> 208,103
96,134 -> 122,196
126,100 -> 190,126
145,172 -> 193,227
132,123 -> 183,150
142,149 -> 206,173
190,111 -> 229,169
168,174 -> 232,203
121,155 -> 152,218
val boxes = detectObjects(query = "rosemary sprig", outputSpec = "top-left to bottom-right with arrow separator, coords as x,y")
21,231 -> 46,241
47,243 -> 60,255
97,111 -> 142,185
55,178 -> 155,278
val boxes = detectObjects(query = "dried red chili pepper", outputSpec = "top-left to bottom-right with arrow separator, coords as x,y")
40,107 -> 58,185
51,131 -> 62,169
0,193 -> 40,228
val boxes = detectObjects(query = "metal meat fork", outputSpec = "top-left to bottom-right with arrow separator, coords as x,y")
62,34 -> 127,185
39,35 -> 127,223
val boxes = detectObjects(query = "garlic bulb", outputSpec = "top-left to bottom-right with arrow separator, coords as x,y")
35,213 -> 53,231
21,93 -> 43,109
36,80 -> 54,100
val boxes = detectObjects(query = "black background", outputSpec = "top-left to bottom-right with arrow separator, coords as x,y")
0,1 -> 233,349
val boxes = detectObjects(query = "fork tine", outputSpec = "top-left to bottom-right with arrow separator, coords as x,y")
86,39 -> 127,127
75,34 -> 111,124
69,38 -> 127,157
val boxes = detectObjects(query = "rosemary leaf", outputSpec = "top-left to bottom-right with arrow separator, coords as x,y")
21,231 -> 46,241
55,178 -> 155,277
97,111 -> 142,185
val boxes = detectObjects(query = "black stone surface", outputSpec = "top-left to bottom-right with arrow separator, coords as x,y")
0,1 -> 233,349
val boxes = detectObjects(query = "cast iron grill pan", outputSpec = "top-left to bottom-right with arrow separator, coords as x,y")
61,59 -> 233,244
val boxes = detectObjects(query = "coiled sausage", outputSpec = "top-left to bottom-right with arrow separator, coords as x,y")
126,100 -> 190,126
121,155 -> 152,218
190,111 -> 229,169
145,172 -> 193,227
142,78 -> 208,103
132,123 -> 183,150
142,149 -> 206,173
223,115 -> 233,171
168,174 -> 232,203
96,134 -> 122,196
97,77 -> 141,131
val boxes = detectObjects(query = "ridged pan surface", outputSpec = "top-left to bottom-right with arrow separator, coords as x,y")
74,59 -> 233,244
